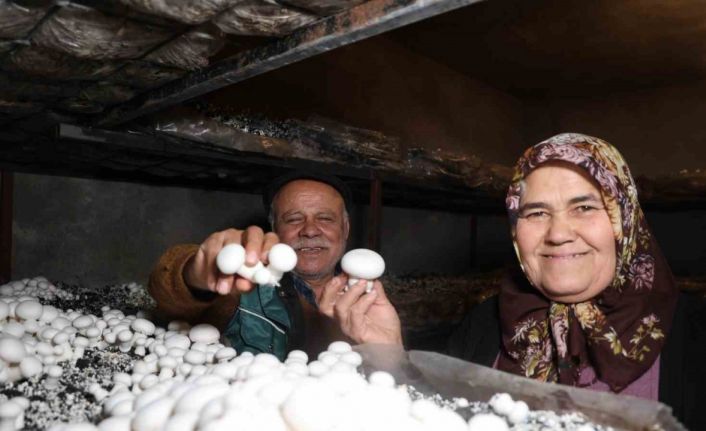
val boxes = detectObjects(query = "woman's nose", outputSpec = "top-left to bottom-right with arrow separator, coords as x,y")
545,213 -> 576,245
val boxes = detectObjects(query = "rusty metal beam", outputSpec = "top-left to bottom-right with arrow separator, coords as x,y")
97,0 -> 487,127
0,172 -> 13,284
367,175 -> 382,252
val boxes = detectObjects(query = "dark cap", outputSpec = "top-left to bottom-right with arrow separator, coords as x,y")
263,170 -> 353,215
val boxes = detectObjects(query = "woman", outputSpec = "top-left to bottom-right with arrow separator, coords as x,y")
448,133 -> 706,429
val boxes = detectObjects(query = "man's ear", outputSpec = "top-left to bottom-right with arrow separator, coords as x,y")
343,214 -> 350,241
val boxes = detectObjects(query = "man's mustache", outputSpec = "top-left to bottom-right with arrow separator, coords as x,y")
290,239 -> 330,249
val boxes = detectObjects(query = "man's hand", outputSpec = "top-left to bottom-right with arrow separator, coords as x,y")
319,276 -> 402,345
183,226 -> 279,295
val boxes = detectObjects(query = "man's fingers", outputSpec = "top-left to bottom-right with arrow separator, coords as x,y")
214,275 -> 236,295
234,277 -> 255,293
241,226 -> 265,266
333,280 -> 367,321
319,276 -> 345,317
260,232 -> 280,263
349,289 -> 377,335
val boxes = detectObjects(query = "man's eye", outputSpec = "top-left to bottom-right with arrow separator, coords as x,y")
522,211 -> 548,219
285,218 -> 303,224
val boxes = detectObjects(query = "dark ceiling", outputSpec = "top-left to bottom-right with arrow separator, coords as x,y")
389,0 -> 706,96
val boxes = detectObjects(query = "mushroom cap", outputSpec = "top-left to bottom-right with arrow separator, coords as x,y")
0,400 -> 22,418
0,336 -> 27,363
267,243 -> 298,272
189,324 -> 220,344
131,318 -> 156,336
0,301 -> 8,320
216,244 -> 246,275
341,249 -> 385,280
14,300 -> 43,321
72,315 -> 94,330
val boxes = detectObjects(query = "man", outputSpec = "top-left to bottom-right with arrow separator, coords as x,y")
148,171 -> 402,359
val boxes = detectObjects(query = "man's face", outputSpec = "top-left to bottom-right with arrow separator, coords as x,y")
272,180 -> 349,281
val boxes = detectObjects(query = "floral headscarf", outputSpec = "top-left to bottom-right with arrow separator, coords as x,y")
497,133 -> 678,391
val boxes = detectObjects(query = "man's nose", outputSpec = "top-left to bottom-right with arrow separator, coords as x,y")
299,219 -> 321,237
545,213 -> 576,245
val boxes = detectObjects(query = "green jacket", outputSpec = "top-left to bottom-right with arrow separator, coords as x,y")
223,274 -> 305,360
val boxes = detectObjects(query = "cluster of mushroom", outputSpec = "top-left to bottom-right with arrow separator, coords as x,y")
2,274 -> 556,431
215,244 -> 386,294
46,337 -> 478,431
216,243 -> 298,286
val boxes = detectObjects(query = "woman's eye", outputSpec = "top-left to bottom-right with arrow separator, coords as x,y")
576,205 -> 597,213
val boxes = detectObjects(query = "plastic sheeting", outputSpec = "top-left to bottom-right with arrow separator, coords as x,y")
118,0 -> 240,25
32,3 -> 172,60
57,98 -> 104,114
0,40 -> 16,54
0,72 -> 78,101
3,46 -> 119,81
153,110 -> 293,157
355,344 -> 685,431
107,61 -> 186,89
146,28 -> 225,70
0,99 -> 43,115
213,0 -> 318,37
0,1 -> 49,39
79,82 -> 137,105
293,115 -> 403,169
406,147 -> 484,179
280,0 -> 367,16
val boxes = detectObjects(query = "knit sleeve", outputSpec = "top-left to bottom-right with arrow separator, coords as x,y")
148,243 -> 219,324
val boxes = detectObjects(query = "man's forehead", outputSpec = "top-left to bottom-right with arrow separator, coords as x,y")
274,179 -> 345,210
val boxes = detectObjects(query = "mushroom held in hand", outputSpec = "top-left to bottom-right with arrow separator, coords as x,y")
341,249 -> 385,293
216,243 -> 297,286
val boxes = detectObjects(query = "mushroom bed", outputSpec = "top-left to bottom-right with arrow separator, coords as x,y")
0,277 -> 610,431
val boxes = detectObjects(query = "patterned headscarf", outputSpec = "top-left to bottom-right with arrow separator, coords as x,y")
497,133 -> 678,391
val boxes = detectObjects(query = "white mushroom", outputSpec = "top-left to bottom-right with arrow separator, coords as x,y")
44,364 -> 63,389
188,324 -> 220,345
216,243 -> 297,286
340,249 -> 385,292
0,336 -> 27,364
14,300 -> 43,322
255,243 -> 298,286
0,400 -> 23,431
131,319 -> 156,337
19,356 -> 42,379
467,413 -> 510,431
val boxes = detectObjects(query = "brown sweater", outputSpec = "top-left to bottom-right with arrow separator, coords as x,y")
148,244 -> 350,356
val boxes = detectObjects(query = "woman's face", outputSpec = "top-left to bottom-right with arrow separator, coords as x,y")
515,162 -> 616,303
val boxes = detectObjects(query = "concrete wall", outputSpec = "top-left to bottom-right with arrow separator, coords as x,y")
11,174 -> 516,286
12,174 -> 265,286
524,81 -> 706,176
